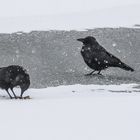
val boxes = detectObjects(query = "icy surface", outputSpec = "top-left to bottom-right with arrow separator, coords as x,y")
0,84 -> 140,140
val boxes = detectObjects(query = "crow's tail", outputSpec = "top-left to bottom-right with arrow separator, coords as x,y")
118,62 -> 134,72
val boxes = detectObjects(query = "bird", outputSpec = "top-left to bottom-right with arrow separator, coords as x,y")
77,36 -> 134,75
0,65 -> 30,99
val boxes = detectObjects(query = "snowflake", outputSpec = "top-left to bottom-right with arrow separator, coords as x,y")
112,43 -> 117,47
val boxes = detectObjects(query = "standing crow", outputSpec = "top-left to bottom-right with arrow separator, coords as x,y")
77,36 -> 134,75
0,65 -> 30,99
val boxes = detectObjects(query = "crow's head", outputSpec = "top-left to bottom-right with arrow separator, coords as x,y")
77,36 -> 97,45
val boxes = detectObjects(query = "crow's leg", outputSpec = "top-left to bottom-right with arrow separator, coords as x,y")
85,70 -> 96,76
5,89 -> 13,99
10,88 -> 17,99
97,70 -> 102,75
20,90 -> 24,99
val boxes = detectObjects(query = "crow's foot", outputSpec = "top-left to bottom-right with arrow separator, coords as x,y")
85,70 -> 96,76
14,96 -> 31,99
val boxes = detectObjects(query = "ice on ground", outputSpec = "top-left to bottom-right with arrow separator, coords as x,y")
0,83 -> 140,140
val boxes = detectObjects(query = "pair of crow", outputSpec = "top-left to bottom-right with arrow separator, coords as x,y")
0,36 -> 134,99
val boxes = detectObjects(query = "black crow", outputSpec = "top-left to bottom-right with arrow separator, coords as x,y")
0,65 -> 30,99
77,36 -> 134,75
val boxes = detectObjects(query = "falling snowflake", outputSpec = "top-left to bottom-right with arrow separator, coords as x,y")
32,50 -> 36,54
104,60 -> 108,63
112,43 -> 117,47
116,49 -> 121,53
95,58 -> 98,61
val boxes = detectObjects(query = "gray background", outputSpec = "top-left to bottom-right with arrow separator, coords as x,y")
0,28 -> 139,88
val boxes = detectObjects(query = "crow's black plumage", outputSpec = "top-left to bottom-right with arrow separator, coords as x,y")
0,65 -> 30,99
77,36 -> 134,75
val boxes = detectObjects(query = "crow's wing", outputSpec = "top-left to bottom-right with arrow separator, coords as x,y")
91,46 -> 121,66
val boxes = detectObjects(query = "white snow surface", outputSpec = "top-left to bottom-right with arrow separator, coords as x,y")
0,4 -> 140,33
0,83 -> 140,140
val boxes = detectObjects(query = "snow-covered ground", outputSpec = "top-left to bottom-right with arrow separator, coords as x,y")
0,84 -> 140,140
0,4 -> 140,33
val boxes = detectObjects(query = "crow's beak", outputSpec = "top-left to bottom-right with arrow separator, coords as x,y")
77,38 -> 85,42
